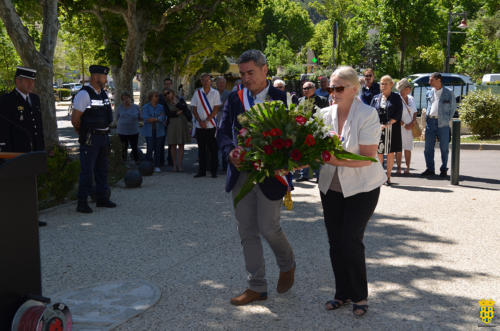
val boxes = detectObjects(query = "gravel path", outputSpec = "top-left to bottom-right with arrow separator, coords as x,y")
38,149 -> 500,330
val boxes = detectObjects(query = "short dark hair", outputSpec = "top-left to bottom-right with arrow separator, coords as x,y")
164,78 -> 172,83
237,49 -> 267,67
431,72 -> 442,80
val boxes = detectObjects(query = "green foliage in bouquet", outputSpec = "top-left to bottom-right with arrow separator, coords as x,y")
233,101 -> 377,206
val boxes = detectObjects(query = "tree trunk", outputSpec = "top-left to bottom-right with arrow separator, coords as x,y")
400,35 -> 406,76
139,62 -> 153,106
0,0 -> 60,149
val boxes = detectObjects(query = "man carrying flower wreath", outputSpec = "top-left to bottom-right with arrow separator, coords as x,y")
217,49 -> 296,306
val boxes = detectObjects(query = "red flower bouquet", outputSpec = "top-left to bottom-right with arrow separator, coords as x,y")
233,101 -> 376,206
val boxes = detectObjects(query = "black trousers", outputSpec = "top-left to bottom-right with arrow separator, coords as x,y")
195,127 -> 218,175
118,134 -> 139,161
320,187 -> 380,302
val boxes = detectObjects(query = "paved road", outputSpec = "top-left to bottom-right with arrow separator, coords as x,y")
38,139 -> 500,329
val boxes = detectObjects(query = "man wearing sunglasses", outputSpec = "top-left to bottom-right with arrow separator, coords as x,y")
299,81 -> 329,110
360,68 -> 380,106
297,81 -> 328,182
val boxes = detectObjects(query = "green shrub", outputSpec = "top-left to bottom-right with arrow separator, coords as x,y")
459,90 -> 500,138
54,88 -> 71,100
38,145 -> 80,209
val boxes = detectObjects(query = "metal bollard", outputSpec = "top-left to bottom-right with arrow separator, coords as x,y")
451,119 -> 461,185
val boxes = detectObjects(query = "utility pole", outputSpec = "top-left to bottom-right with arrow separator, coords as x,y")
332,21 -> 338,70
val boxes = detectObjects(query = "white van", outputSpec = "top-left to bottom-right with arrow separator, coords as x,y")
481,74 -> 500,85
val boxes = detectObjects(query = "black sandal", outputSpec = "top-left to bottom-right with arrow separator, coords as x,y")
325,299 -> 350,311
352,303 -> 369,317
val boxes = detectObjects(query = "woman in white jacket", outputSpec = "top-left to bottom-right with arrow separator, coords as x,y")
317,66 -> 386,317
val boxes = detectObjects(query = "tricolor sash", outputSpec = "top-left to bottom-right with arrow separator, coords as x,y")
237,87 -> 288,187
197,89 -> 216,127
237,87 -> 255,112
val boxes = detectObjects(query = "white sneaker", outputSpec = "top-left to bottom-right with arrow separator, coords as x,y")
154,167 -> 161,173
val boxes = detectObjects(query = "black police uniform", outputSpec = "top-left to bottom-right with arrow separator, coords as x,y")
0,89 -> 45,153
75,81 -> 114,210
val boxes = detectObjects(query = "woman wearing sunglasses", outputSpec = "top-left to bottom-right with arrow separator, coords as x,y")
370,75 -> 403,185
317,66 -> 386,317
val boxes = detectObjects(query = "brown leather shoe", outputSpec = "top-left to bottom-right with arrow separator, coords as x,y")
230,289 -> 267,306
277,265 -> 296,293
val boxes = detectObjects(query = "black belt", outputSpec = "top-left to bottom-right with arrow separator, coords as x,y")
428,116 -> 438,119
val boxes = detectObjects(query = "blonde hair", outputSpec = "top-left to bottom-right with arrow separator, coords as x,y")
380,75 -> 394,85
331,66 -> 360,92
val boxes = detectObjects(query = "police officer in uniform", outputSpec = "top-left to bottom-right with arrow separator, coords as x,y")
72,65 -> 116,213
0,66 -> 47,226
0,66 -> 45,153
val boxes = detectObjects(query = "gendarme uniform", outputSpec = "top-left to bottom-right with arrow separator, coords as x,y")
0,67 -> 44,153
74,65 -> 116,213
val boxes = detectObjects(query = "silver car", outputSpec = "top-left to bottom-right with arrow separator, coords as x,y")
407,73 -> 476,116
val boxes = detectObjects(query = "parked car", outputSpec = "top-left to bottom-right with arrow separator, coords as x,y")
62,83 -> 83,96
481,74 -> 500,85
407,73 -> 476,117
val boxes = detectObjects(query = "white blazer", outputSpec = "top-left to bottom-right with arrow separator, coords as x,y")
318,97 -> 387,197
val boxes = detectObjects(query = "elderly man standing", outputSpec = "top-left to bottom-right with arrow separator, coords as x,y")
72,65 -> 116,213
191,73 -> 221,178
273,79 -> 299,106
299,81 -> 329,110
421,72 -> 456,178
297,81 -> 328,182
218,49 -> 296,306
315,76 -> 330,98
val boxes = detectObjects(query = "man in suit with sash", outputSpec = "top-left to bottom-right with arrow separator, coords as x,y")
191,73 -> 221,178
217,50 -> 296,306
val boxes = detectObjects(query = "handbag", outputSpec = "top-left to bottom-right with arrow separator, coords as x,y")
403,98 -> 421,138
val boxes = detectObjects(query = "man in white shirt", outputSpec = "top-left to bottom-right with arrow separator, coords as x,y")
190,73 -> 221,178
421,72 -> 456,177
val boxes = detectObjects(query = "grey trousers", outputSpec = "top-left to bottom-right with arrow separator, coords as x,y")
232,172 -> 295,293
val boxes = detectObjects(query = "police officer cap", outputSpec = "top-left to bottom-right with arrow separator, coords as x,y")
15,66 -> 36,80
89,65 -> 110,75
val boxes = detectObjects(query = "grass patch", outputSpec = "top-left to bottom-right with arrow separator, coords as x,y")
461,136 -> 500,144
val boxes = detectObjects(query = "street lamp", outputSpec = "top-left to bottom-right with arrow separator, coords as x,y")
445,11 -> 468,72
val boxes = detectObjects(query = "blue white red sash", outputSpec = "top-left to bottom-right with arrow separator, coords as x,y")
197,88 -> 216,127
236,84 -> 243,91
237,87 -> 255,112
237,87 -> 288,187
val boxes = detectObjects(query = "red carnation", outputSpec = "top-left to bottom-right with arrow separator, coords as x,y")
296,116 -> 307,126
263,131 -> 271,137
264,145 -> 274,155
284,138 -> 293,148
290,149 -> 302,161
252,160 -> 263,171
272,138 -> 285,150
245,137 -> 252,147
270,128 -> 283,136
305,134 -> 315,147
321,151 -> 331,162
239,128 -> 249,137
239,150 -> 247,161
